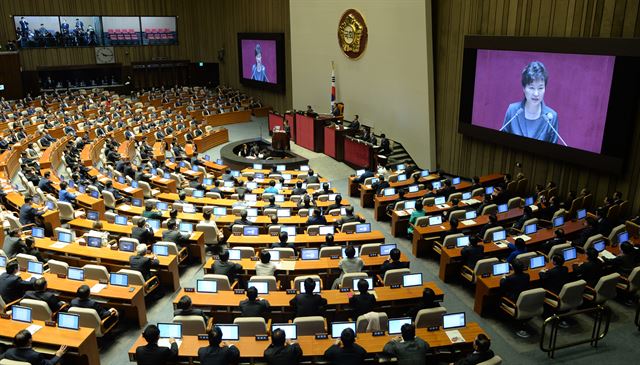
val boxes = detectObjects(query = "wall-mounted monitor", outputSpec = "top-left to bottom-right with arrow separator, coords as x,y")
237,33 -> 286,93
458,36 -> 640,173
141,17 -> 177,45
102,16 -> 142,46
14,16 -> 61,48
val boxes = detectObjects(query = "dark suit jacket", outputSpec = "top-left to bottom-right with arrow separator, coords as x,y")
354,170 -> 374,184
306,215 -> 327,226
212,261 -> 243,282
70,297 -> 110,319
135,343 -> 178,365
382,337 -> 429,365
263,343 -> 303,365
2,347 -> 62,365
23,290 -> 64,312
129,255 -> 159,281
3,236 -> 26,257
239,298 -> 270,318
380,260 -> 409,274
19,204 -> 42,225
132,227 -> 155,245
461,245 -> 484,269
500,272 -> 530,301
323,343 -> 367,365
0,272 -> 35,303
289,293 -> 327,317
174,308 -> 208,322
349,292 -> 377,319
454,350 -> 496,365
198,345 -> 240,365
539,266 -> 572,294
335,215 -> 361,227
574,260 -> 603,287
162,230 -> 189,246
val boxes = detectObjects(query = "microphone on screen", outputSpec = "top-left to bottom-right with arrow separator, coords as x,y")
542,112 -> 568,146
499,108 -> 522,131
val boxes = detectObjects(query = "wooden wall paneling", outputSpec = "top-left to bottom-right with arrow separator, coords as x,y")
433,0 -> 640,216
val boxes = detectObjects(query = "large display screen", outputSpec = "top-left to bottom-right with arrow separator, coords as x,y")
459,36 -> 640,173
102,17 -> 141,46
59,17 -> 103,46
141,17 -> 178,45
14,16 -> 61,48
238,33 -> 285,92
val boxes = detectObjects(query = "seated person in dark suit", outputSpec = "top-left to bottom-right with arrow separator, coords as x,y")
382,323 -> 429,365
540,228 -> 565,253
3,229 -> 27,258
349,279 -> 377,319
239,286 -> 270,318
291,181 -> 307,196
264,196 -> 280,210
19,196 -> 45,226
211,250 -> 243,285
372,176 -> 390,195
289,277 -> 327,317
174,294 -> 208,322
499,260 -> 530,301
197,326 -> 240,365
575,217 -> 599,248
380,248 -> 410,273
573,248 -> 604,287
304,169 -> 320,184
23,277 -> 66,313
2,329 -> 67,365
320,234 -> 338,248
263,328 -> 303,365
70,284 -> 118,319
604,241 -> 639,276
38,171 -> 56,194
129,244 -> 159,281
378,133 -> 391,155
437,179 -> 457,199
478,214 -> 499,240
406,288 -> 440,319
454,334 -> 495,365
512,206 -> 533,231
354,169 -> 374,184
323,327 -> 366,365
506,238 -> 527,264
460,235 -> 485,270
335,206 -> 364,228
271,231 -> 295,250
325,194 -> 343,212
232,210 -> 252,228
297,195 -> 316,209
312,183 -> 335,199
539,254 -> 572,295
132,218 -> 155,245
0,261 -> 35,304
142,201 -> 163,220
306,209 -> 327,226
162,222 -> 190,247
475,194 -> 494,216
135,324 -> 178,365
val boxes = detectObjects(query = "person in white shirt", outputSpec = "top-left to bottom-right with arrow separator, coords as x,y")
254,250 -> 278,276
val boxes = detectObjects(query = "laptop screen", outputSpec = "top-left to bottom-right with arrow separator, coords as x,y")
465,211 -> 477,220
563,247 -> 577,261
158,323 -> 182,339
380,244 -> 397,255
404,200 -> 416,210
593,240 -> 606,252
279,226 -> 296,237
524,224 -> 537,235
434,196 -> 446,205
397,174 -> 407,182
218,324 -> 239,341
497,204 -> 508,213
443,312 -> 466,329
227,249 -> 241,260
396,164 -> 406,171
274,194 -> 285,203
109,273 -> 129,287
272,323 -> 296,339
253,163 -> 263,170
553,216 -> 564,227
355,223 -> 371,233
300,165 -> 310,172
153,245 -> 169,256
456,236 -> 470,247
147,219 -> 161,230
331,322 -> 357,338
408,185 -> 419,193
341,247 -> 360,258
299,280 -> 321,293
243,226 -> 259,236
452,177 -> 461,185
300,248 -> 319,260
196,279 -> 218,293
420,170 -> 430,177
204,155 -> 211,161
402,273 -> 423,287
87,237 -> 102,248
156,202 -> 169,211
383,188 -> 396,196
276,165 -> 286,172
529,256 -> 546,269
27,261 -> 43,275
319,226 -> 335,235
31,227 -> 45,238
388,317 -> 412,335
182,205 -> 196,214
525,196 -> 534,206
355,169 -> 365,176
265,250 -> 280,261
244,194 -> 257,202
132,198 -> 142,207
203,178 -> 213,185
492,230 -> 506,241
131,181 -> 139,188
617,231 -> 629,243
485,186 -> 494,195
115,215 -> 128,225
276,209 -> 291,218
87,210 -> 99,221
432,181 -> 442,190
163,173 -> 171,179
352,277 -> 373,290
246,182 -> 258,190
246,208 -> 258,217
67,267 -> 84,281
58,313 -> 80,330
462,192 -> 472,200
577,209 -> 587,220
118,176 -> 126,184
179,223 -> 193,234
58,231 -> 72,243
248,281 -> 269,294
12,306 -> 32,323
492,262 -> 510,276
191,190 -> 204,198
428,216 -> 443,226
213,207 -> 227,216
0,256 -> 6,268
90,190 -> 100,199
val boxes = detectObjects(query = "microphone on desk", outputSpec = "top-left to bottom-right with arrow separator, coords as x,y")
499,108 -> 522,132
542,112 -> 568,146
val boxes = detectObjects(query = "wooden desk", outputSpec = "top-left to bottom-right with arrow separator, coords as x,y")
193,128 -> 229,152
439,220 -> 588,283
5,192 -> 61,237
129,323 -> 483,361
0,318 -> 100,365
20,272 -> 147,327
226,231 -> 386,248
34,237 -> 181,291
204,110 -> 252,127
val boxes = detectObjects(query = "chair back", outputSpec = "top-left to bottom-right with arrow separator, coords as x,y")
607,224 -> 626,244
340,273 -> 368,289
292,275 -> 322,291
47,260 -> 69,275
83,264 -> 110,282
319,246 -> 341,258
414,216 -> 429,227
514,252 -> 537,267
359,243 -> 381,256
506,181 -> 518,196
57,201 -> 76,221
268,225 -> 282,236
173,315 -> 206,336
155,241 -> 180,255
68,307 -> 104,336
473,258 -> 499,282
233,317 -> 267,336
306,225 -> 321,235
19,299 -> 52,321
514,288 -> 546,320
478,355 -> 503,365
341,222 -> 359,233
552,209 -> 566,220
448,192 -> 462,202
202,274 -> 232,290
481,204 -> 498,216
548,243 -> 572,259
382,268 -> 411,286
0,359 -> 32,365
448,210 -> 466,222
516,179 -> 528,196
522,218 -> 539,228
483,226 -> 503,241
443,233 -> 464,248
249,276 -> 278,291
232,225 -> 246,235
272,247 -> 295,259
102,190 -> 117,209
415,307 -> 447,328
15,254 -> 38,269
557,280 -> 587,311
54,227 -> 76,241
591,273 -> 620,304
422,197 -> 435,206
619,200 -> 630,219
583,234 -> 605,252
235,246 -> 256,258
471,188 -> 484,197
196,222 -> 219,245
117,269 -> 146,286
507,197 -> 523,209
293,316 -> 326,336
355,313 -> 388,333
606,204 -> 620,221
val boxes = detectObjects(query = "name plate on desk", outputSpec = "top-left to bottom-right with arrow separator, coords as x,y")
0,313 -> 10,319
255,335 -> 269,341
197,334 -> 208,340
78,241 -> 86,246
110,246 -> 118,250
184,288 -> 195,293
428,326 -> 440,332
368,253 -> 378,257
250,257 -> 260,261
390,284 -> 401,289
330,255 -> 339,260
286,289 -> 297,295
372,331 -> 386,337
57,273 -> 67,279
44,320 -> 56,327
234,289 -> 245,295
339,288 -> 351,292
315,333 -> 328,340
481,273 -> 490,278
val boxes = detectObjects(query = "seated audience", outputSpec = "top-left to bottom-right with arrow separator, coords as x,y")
135,324 -> 178,365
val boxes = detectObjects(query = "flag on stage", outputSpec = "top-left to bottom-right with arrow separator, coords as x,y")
330,61 -> 336,111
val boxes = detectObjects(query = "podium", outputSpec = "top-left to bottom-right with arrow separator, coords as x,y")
343,136 -> 376,169
296,114 -> 335,152
272,130 -> 290,150
268,112 -> 284,135
324,124 -> 355,161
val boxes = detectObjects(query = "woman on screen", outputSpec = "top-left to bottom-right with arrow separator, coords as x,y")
501,61 -> 559,144
251,43 -> 269,82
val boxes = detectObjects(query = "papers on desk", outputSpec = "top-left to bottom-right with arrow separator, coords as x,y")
460,219 -> 476,226
446,330 -> 465,344
404,208 -> 415,215
26,324 -> 43,335
599,250 -> 616,260
494,241 -> 509,249
277,261 -> 296,271
124,187 -> 135,193
436,204 -> 450,209
513,235 -> 531,242
119,204 -> 131,211
50,241 -> 70,249
91,283 -> 107,294
529,205 -> 539,212
461,198 -> 481,205
158,339 -> 182,349
160,178 -> 170,183
248,217 -> 257,223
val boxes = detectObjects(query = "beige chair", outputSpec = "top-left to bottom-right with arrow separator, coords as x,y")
319,246 -> 342,258
173,315 -> 211,335
481,204 -> 498,216
54,227 -> 76,242
57,201 -> 85,221
249,276 -> 279,291
102,190 -> 117,210
514,252 -> 538,267
379,268 -> 411,287
544,280 -> 587,313
448,210 -> 466,222
583,273 -> 620,304
306,225 -> 321,235
500,288 -> 546,338
232,224 -> 246,235
0,359 -> 32,365
47,260 -> 69,276
234,317 -> 268,336
205,192 -> 221,199
271,247 -> 295,259
461,258 -> 499,284
268,225 -> 282,236
433,233 -> 463,255
471,188 -> 484,197
448,192 -> 462,202
293,316 -> 326,336
117,269 -> 159,296
483,226 -> 503,241
197,222 -> 221,245
155,241 -> 188,264
83,264 -> 110,282
355,313 -> 388,333
507,197 -> 523,209
341,222 -> 359,233
235,246 -> 256,258
297,208 -> 309,217
616,266 -> 640,298
422,197 -> 435,207
15,254 -> 38,270
359,243 -> 381,256
340,273 -> 369,289
413,216 -> 429,228
607,224 -> 627,244
478,355 -> 503,365
69,307 -> 118,337
202,274 -> 235,290
292,275 -> 323,292
139,181 -> 160,198
415,307 -> 447,328
583,234 -> 605,252
547,243 -> 572,260
19,299 -> 52,321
